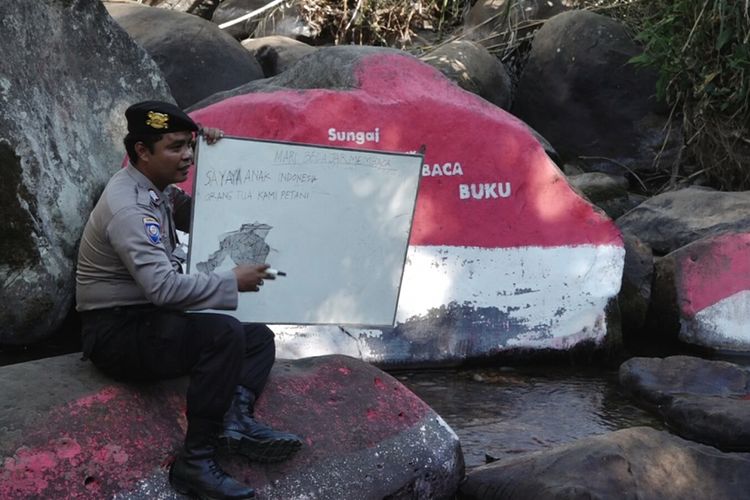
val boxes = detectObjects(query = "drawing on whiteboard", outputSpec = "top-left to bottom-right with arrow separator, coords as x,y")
195,223 -> 272,273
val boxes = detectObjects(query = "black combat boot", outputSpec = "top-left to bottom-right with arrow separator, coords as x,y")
169,418 -> 255,499
219,385 -> 302,462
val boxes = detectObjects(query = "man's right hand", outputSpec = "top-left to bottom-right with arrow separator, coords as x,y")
233,264 -> 273,292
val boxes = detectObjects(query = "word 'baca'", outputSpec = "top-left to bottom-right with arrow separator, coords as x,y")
422,162 -> 463,176
328,127 -> 380,145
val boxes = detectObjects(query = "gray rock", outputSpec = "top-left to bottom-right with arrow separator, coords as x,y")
511,10 -> 679,175
105,2 -> 264,108
0,353 -> 463,498
616,187 -> 750,255
242,35 -> 317,77
567,172 -> 644,219
618,233 -> 653,337
567,172 -> 628,203
421,40 -> 512,109
619,356 -> 750,451
460,426 -> 750,500
0,0 -> 172,345
666,394 -> 750,451
619,355 -> 750,407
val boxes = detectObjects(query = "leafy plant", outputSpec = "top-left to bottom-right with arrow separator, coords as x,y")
629,0 -> 750,190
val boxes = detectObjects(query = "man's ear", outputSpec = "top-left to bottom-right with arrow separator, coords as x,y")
134,142 -> 150,162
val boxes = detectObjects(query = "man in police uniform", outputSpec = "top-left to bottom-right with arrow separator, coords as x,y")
76,101 -> 301,499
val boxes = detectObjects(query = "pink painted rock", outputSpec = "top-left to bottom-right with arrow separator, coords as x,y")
0,354 -> 462,498
185,46 -> 624,367
657,232 -> 750,352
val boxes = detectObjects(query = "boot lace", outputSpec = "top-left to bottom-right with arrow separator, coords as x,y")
207,458 -> 228,481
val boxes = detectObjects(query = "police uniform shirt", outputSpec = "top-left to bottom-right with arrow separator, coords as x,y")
76,165 -> 237,311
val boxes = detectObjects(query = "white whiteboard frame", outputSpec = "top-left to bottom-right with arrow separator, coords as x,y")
187,136 -> 423,327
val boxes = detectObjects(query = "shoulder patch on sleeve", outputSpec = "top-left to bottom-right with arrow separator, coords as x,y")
143,216 -> 162,245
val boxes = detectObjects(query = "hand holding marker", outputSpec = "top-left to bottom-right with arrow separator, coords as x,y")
267,268 -> 286,278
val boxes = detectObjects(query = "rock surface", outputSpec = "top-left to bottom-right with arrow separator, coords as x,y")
459,426 -> 750,500
421,40 -> 512,109
105,2 -> 264,108
616,187 -> 750,255
0,353 -> 463,498
0,0 -> 172,345
187,45 -> 624,368
619,356 -> 750,451
652,232 -> 750,351
511,10 -> 676,176
242,35 -> 317,77
618,232 -> 654,338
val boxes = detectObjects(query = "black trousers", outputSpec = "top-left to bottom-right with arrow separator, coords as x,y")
80,305 -> 275,423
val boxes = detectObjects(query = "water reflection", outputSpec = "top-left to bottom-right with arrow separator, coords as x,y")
395,366 -> 664,470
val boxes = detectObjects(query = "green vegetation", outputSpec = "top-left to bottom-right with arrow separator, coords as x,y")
627,0 -> 750,190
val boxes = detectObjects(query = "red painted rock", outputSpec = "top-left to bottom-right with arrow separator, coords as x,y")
0,354 -> 462,498
665,232 -> 750,351
185,46 -> 624,367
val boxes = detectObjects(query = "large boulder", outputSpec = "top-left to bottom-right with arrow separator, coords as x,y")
459,426 -> 750,499
650,232 -> 750,351
0,0 -> 173,345
0,354 -> 463,498
617,187 -> 750,255
421,40 -> 512,109
186,45 -> 624,368
105,2 -> 264,108
511,10 -> 678,176
619,356 -> 750,451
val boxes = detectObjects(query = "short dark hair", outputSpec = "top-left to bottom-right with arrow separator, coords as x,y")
123,133 -> 162,164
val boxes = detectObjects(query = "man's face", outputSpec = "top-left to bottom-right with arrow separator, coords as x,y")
136,131 -> 194,190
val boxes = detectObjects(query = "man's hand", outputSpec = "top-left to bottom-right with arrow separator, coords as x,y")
201,127 -> 225,145
233,264 -> 275,292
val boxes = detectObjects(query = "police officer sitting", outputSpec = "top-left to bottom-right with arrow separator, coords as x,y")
76,101 -> 301,499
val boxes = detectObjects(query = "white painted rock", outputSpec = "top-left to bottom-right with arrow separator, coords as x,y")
184,46 -> 624,367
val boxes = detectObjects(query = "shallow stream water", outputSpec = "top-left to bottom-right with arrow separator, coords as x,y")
395,365 -> 665,471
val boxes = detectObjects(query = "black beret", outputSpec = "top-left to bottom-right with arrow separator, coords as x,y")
125,100 -> 199,135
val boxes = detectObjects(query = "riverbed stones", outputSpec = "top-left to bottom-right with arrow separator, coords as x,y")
0,0 -> 172,345
616,187 -> 750,255
459,426 -> 750,500
185,45 -> 624,368
651,232 -> 750,351
104,2 -> 264,108
619,356 -> 750,450
511,10 -> 677,176
0,353 -> 462,498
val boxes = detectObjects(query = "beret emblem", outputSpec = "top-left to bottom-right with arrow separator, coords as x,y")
146,111 -> 169,130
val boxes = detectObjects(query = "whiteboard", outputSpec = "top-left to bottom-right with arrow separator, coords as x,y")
187,136 -> 423,326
